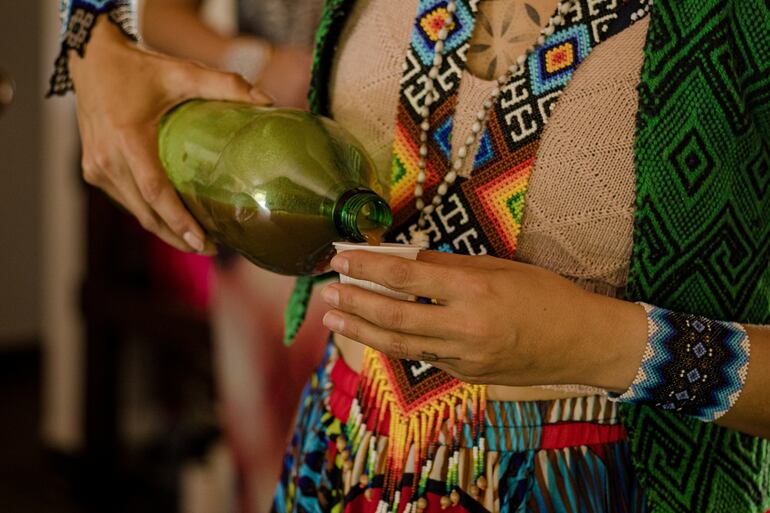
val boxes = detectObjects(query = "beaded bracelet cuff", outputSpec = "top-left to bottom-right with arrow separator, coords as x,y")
609,303 -> 751,422
48,0 -> 138,96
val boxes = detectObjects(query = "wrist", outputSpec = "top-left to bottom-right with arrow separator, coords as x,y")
569,293 -> 648,392
69,16 -> 132,79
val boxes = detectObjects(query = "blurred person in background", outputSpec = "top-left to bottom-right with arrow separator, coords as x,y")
141,1 -> 324,511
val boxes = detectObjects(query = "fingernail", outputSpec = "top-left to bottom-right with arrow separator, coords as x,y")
323,311 -> 344,332
322,285 -> 340,307
183,231 -> 205,252
331,255 -> 350,275
249,87 -> 273,104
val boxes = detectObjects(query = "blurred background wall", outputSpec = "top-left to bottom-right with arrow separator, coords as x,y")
0,0 -> 44,345
0,1 -> 325,511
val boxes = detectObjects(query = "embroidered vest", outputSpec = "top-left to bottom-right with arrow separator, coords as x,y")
290,1 -> 770,511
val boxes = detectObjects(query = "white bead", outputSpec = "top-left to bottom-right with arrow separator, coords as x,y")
434,40 -> 444,54
420,132 -> 427,142
453,159 -> 463,170
423,204 -> 435,214
424,94 -> 433,106
419,145 -> 428,157
508,63 -> 519,73
438,28 -> 448,40
537,35 -> 546,45
526,45 -> 535,55
432,195 -> 442,206
465,135 -> 475,146
476,110 -> 486,121
420,106 -> 429,117
416,198 -> 425,210
433,54 -> 443,67
445,170 -> 457,183
446,1 -> 456,13
437,183 -> 448,196
429,67 -> 439,79
402,62 -> 409,71
417,171 -> 425,181
414,185 -> 423,197
457,146 -> 467,158
421,121 -> 430,131
471,121 -> 481,134
560,2 -> 571,14
517,54 -> 527,66
544,25 -> 555,36
490,87 -> 500,98
418,160 -> 426,170
483,99 -> 493,109
552,15 -> 564,25
631,12 -> 638,20
424,80 -> 434,92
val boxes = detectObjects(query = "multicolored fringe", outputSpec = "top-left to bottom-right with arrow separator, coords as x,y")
274,343 -> 645,513
610,303 -> 751,422
338,348 -> 487,512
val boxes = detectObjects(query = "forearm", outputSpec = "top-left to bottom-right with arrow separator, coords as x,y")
142,0 -> 230,68
577,294 -> 770,439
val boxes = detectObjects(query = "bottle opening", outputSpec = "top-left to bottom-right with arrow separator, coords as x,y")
335,189 -> 393,244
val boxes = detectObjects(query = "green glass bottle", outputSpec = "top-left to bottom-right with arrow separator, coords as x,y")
158,100 -> 392,275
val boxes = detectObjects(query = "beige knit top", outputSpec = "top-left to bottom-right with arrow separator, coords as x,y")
328,0 -> 650,397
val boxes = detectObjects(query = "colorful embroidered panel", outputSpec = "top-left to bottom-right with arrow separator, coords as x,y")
379,0 -> 647,453
342,1 -> 650,507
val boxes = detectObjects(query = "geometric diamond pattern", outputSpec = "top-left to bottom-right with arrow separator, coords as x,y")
623,0 -> 770,511
473,129 -> 495,169
412,0 -> 474,66
529,24 -> 591,95
433,116 -> 453,160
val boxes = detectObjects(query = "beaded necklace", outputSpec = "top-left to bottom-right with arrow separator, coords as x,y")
409,0 -> 575,247
344,1 -> 651,511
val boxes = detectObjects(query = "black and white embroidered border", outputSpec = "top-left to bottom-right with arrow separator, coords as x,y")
611,303 -> 751,422
48,0 -> 138,96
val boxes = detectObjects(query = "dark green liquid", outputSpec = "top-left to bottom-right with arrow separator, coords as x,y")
181,192 -> 338,275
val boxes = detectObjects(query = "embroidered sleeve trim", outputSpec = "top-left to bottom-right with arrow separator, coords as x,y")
610,302 -> 751,422
48,0 -> 138,97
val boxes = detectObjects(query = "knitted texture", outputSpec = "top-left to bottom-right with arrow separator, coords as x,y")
301,0 -> 770,508
621,0 -> 770,511
611,303 -> 750,422
49,0 -> 137,96
322,0 -> 648,506
330,2 -> 647,301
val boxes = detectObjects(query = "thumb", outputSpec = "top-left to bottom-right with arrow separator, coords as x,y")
178,64 -> 273,105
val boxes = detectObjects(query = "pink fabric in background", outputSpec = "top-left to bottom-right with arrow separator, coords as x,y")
212,258 -> 328,513
149,237 -> 213,313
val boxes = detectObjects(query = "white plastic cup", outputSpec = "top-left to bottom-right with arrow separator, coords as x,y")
332,242 -> 422,301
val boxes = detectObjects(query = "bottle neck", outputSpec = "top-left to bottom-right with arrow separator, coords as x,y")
334,188 -> 393,243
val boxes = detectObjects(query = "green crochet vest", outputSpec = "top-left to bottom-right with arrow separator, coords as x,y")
287,1 -> 770,511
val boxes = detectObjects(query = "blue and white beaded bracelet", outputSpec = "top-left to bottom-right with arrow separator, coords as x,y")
49,0 -> 138,96
609,303 -> 751,422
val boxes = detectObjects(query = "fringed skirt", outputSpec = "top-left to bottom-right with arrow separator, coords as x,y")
272,344 -> 647,513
